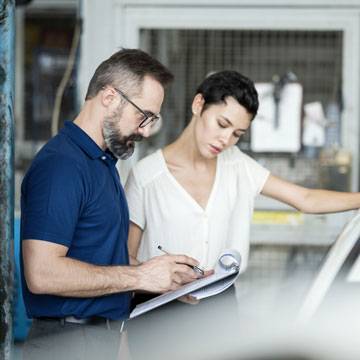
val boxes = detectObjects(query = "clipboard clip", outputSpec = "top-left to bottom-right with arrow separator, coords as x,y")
219,253 -> 241,271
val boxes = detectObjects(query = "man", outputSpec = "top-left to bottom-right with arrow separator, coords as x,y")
20,48 -> 200,328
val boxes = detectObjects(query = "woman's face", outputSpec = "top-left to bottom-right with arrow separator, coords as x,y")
193,95 -> 253,158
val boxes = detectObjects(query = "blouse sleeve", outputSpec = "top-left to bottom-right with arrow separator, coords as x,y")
242,152 -> 270,195
124,167 -> 146,229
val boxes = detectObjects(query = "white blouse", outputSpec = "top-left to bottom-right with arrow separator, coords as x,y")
125,146 -> 270,271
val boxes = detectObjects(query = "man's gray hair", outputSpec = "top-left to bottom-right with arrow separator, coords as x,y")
85,48 -> 174,100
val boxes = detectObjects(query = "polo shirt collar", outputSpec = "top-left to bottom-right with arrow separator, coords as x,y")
62,121 -> 116,162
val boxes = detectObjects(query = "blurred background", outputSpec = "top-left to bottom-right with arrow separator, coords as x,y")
2,0 -> 360,358
13,0 -> 359,289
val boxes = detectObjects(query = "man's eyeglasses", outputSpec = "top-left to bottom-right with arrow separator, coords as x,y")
113,87 -> 160,128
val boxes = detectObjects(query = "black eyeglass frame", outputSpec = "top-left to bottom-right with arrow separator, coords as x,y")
113,87 -> 160,128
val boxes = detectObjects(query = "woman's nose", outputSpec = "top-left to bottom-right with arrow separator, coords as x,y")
219,130 -> 232,146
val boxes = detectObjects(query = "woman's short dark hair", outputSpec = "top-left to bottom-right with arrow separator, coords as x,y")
196,70 -> 259,119
85,48 -> 174,100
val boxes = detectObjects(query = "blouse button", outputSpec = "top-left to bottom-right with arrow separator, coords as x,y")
101,156 -> 106,160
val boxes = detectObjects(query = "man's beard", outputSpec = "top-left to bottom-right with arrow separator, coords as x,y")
102,107 -> 143,160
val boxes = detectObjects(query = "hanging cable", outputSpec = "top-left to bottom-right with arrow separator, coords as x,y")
51,16 -> 81,137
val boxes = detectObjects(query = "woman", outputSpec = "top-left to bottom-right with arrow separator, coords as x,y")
125,70 -> 360,272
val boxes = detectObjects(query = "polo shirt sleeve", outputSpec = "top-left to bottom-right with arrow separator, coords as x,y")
21,154 -> 84,247
124,168 -> 145,230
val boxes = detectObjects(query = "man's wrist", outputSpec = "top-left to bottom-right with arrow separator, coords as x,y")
132,263 -> 147,292
115,264 -> 145,292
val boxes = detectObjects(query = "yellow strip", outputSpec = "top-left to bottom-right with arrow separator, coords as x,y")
252,211 -> 304,225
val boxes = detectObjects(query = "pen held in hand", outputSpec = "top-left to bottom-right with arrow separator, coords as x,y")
157,245 -> 205,276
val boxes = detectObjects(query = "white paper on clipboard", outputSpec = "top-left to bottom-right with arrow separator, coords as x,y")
129,250 -> 241,319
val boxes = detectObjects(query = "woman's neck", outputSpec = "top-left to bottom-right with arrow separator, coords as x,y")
164,119 -> 215,170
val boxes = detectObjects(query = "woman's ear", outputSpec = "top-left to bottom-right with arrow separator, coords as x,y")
192,93 -> 205,116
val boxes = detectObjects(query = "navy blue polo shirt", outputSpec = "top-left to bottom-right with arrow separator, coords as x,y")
20,121 -> 131,320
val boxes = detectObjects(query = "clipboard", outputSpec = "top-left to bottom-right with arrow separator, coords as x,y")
129,249 -> 241,319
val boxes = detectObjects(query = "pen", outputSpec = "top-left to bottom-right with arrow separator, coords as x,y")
157,245 -> 205,276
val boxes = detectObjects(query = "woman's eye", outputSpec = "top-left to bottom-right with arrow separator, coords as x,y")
218,121 -> 227,128
233,133 -> 241,138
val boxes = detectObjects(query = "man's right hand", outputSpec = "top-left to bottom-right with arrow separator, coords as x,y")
137,254 -> 200,293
